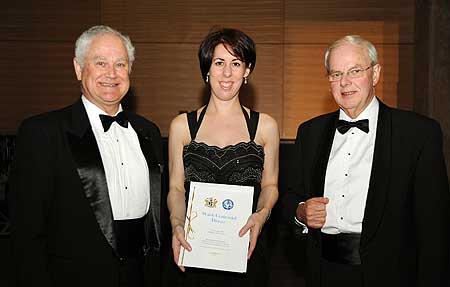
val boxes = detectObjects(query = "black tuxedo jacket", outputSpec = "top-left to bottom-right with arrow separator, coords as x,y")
283,100 -> 450,287
10,99 -> 164,287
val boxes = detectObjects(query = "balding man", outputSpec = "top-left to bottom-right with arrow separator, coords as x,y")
283,35 -> 449,287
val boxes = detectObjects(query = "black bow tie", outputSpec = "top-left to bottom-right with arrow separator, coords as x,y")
336,119 -> 369,134
99,111 -> 128,132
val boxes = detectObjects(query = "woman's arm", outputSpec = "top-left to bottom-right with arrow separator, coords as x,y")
167,114 -> 191,271
239,113 -> 280,258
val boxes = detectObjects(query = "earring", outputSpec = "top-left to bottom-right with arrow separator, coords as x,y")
244,77 -> 248,85
205,73 -> 209,83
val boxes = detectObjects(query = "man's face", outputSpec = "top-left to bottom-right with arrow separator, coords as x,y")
74,33 -> 130,114
328,43 -> 381,119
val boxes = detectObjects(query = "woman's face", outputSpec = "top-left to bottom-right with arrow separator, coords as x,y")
208,44 -> 250,102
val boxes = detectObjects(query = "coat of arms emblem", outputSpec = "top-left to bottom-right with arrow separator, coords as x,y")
204,197 -> 218,208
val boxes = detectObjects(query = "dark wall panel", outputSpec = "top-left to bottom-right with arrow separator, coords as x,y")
101,0 -> 284,44
1,0 -> 415,138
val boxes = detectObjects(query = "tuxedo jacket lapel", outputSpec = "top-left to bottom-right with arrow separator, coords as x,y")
65,100 -> 118,255
361,102 -> 392,248
305,112 -> 339,245
312,112 -> 339,198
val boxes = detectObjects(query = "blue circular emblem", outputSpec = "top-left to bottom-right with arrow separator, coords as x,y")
222,199 -> 234,210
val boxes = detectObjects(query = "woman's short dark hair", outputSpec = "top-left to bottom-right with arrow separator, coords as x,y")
198,27 -> 256,82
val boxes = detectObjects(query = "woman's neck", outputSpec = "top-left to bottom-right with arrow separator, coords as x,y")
207,96 -> 242,116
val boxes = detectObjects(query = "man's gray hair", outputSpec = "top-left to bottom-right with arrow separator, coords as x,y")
75,25 -> 135,72
324,35 -> 378,73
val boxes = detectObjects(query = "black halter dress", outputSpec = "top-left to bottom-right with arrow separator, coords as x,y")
181,106 -> 269,287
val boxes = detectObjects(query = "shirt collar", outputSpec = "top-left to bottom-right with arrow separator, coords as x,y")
339,96 -> 379,134
81,95 -> 123,131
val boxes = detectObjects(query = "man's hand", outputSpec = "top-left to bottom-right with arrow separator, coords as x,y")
296,197 -> 329,229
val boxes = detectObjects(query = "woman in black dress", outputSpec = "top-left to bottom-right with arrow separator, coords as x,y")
167,27 -> 279,287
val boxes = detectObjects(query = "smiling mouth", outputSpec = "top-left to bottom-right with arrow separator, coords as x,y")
219,81 -> 233,89
341,91 -> 356,96
100,82 -> 119,87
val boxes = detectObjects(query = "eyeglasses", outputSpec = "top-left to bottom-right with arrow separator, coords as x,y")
327,65 -> 373,82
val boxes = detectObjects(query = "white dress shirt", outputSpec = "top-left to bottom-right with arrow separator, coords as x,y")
322,96 -> 379,234
82,96 -> 150,220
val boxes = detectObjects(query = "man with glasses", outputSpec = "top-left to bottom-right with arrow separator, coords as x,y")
283,35 -> 449,287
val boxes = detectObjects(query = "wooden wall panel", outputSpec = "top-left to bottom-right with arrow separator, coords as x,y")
376,45 -> 415,109
129,43 -> 283,137
396,45 -> 415,110
0,42 -> 79,132
244,45 -> 283,129
101,0 -> 284,44
285,0 -> 414,44
284,45 -> 335,138
1,0 -> 100,41
0,0 -> 415,139
128,43 -> 202,136
1,0 -> 100,132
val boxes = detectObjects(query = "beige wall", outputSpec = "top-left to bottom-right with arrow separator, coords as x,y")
0,0 -> 415,138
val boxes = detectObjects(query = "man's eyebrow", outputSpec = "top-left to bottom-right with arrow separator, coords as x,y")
92,55 -> 107,61
91,56 -> 128,62
115,57 -> 128,62
330,65 -> 362,72
348,65 -> 364,69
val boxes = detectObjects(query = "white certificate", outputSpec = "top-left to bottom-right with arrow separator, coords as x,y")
178,181 -> 254,273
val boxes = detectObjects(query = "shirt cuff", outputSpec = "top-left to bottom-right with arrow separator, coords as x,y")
294,202 -> 308,234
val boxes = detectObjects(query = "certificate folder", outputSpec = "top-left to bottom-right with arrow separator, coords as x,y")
178,181 -> 254,273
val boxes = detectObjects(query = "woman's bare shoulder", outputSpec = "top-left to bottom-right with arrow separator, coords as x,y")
258,112 -> 278,129
169,113 -> 191,145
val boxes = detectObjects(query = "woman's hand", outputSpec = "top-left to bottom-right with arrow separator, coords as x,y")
238,208 -> 270,259
172,224 -> 192,272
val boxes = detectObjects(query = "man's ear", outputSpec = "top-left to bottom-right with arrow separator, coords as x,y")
372,63 -> 381,86
73,57 -> 82,81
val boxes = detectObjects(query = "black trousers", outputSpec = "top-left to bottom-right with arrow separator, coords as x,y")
115,218 -> 146,287
118,256 -> 145,287
320,258 -> 363,287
